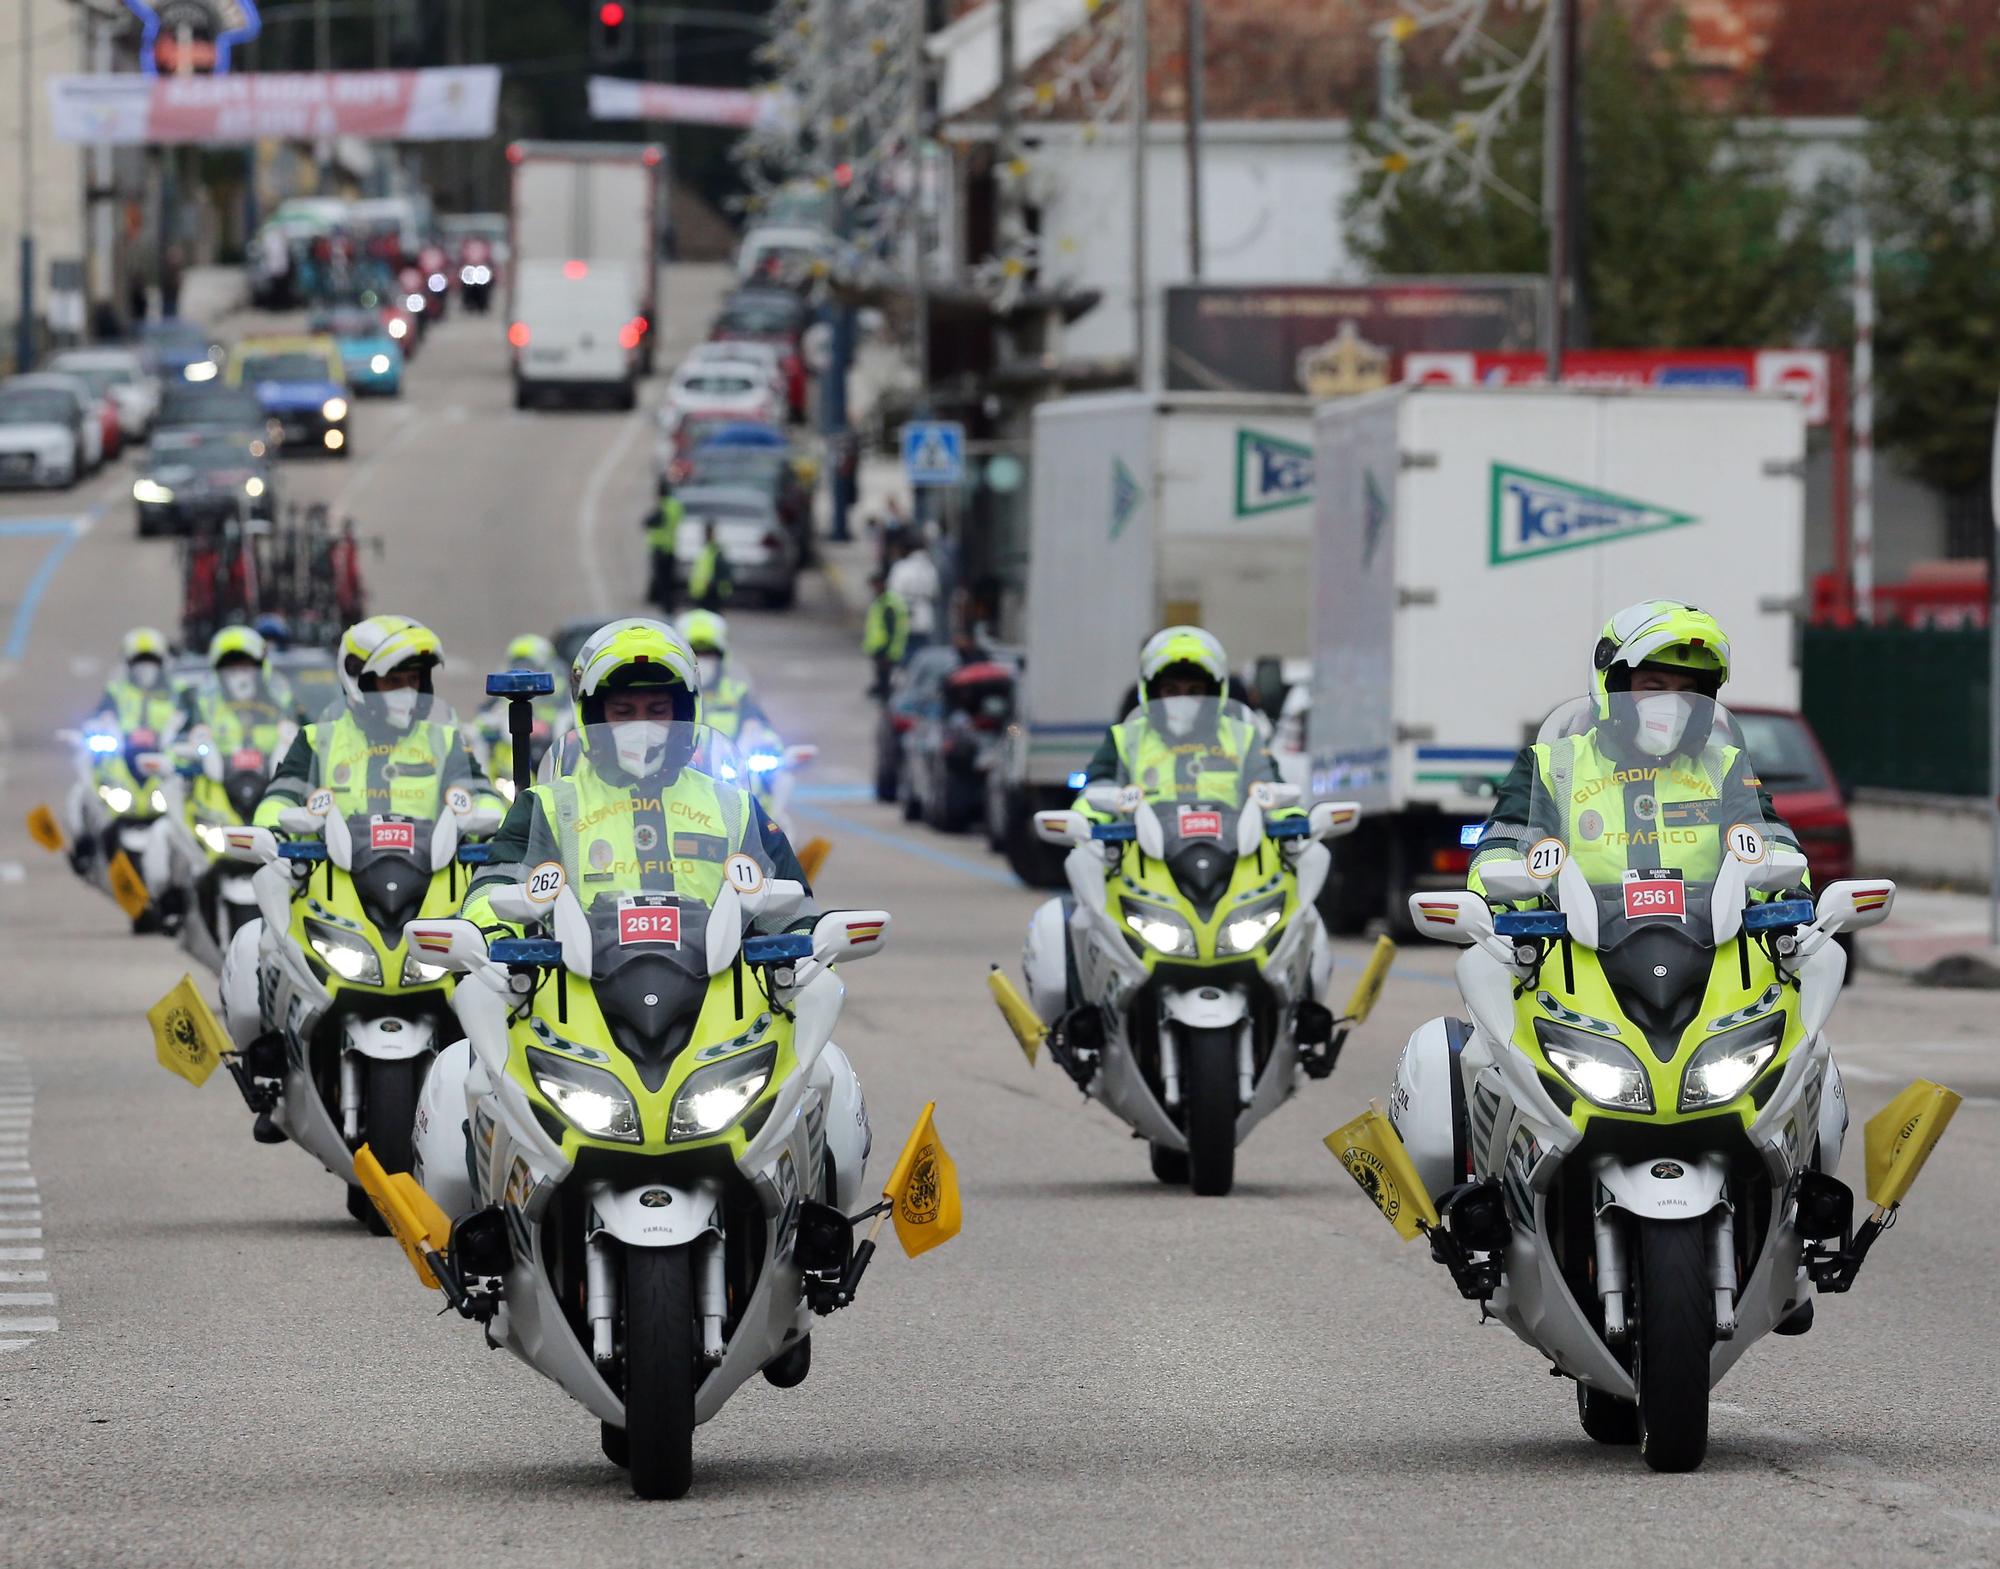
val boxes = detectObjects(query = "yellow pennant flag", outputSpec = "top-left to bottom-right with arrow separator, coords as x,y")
25,804 -> 65,853
1324,1103 -> 1440,1242
883,1101 -> 961,1258
797,836 -> 831,883
1863,1079 -> 1962,1211
986,966 -> 1046,1066
147,974 -> 230,1087
1338,934 -> 1397,1024
354,1145 -> 456,1290
106,849 -> 150,919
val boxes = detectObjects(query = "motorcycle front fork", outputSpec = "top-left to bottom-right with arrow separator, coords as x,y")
587,1232 -> 730,1367
1154,1021 -> 1254,1111
1592,1205 -> 1739,1343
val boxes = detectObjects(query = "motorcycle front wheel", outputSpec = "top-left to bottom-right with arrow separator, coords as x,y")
623,1246 -> 698,1500
1635,1218 -> 1715,1472
1181,1026 -> 1238,1198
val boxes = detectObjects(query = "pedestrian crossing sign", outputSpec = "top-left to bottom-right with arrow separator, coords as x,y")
902,420 -> 965,487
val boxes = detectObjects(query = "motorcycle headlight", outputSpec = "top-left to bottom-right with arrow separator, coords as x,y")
400,951 -> 449,985
1219,893 -> 1287,955
195,822 -> 229,853
305,917 -> 383,985
322,397 -> 348,422
150,789 -> 167,814
1121,899 -> 1197,956
528,1047 -> 642,1142
494,775 -> 517,803
1534,1019 -> 1653,1113
98,784 -> 133,812
669,1043 -> 777,1141
1680,1018 -> 1784,1111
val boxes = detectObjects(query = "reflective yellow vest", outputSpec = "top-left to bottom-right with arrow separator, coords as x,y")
104,679 -> 180,738
1531,730 -> 1743,886
288,710 -> 465,821
531,759 -> 755,911
1110,715 -> 1262,808
703,674 -> 752,740
648,495 -> 683,554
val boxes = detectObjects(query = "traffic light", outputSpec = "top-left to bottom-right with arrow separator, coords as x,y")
592,1 -> 633,63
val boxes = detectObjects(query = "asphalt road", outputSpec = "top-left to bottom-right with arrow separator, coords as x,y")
1,268 -> 1996,1567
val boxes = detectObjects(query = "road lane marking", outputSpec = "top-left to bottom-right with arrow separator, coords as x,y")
0,1270 -> 47,1283
0,511 -> 100,665
0,1050 -> 52,1351
0,1293 -> 53,1306
0,1248 -> 44,1260
578,410 -> 650,616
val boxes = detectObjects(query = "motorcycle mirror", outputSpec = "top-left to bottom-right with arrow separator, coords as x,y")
812,908 -> 890,965
1307,800 -> 1361,842
782,744 -> 817,770
400,918 -> 488,973
1814,878 -> 1896,936
223,825 -> 280,864
1407,891 -> 1492,947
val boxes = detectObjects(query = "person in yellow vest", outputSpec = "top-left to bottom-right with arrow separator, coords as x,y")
861,571 -> 908,699
462,617 -> 815,933
1467,600 -> 1801,899
679,609 -> 770,743
645,488 -> 684,613
687,520 -> 732,611
219,615 -> 500,1140
68,627 -> 185,878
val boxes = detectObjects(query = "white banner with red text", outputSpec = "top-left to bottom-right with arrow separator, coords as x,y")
49,67 -> 500,145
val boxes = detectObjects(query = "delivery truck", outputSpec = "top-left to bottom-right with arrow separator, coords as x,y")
999,391 -> 1319,887
507,141 -> 662,373
1308,383 -> 1807,932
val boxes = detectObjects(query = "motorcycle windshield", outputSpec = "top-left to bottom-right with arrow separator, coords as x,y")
1112,697 -> 1267,809
1518,693 -> 1777,954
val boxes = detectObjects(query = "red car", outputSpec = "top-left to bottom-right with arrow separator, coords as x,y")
1732,706 -> 1853,885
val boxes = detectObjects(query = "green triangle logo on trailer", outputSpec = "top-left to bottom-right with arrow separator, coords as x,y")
1488,463 -> 1699,566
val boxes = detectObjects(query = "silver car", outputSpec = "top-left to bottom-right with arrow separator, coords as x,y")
673,483 -> 801,609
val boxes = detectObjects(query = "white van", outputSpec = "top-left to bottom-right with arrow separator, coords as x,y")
509,260 -> 640,410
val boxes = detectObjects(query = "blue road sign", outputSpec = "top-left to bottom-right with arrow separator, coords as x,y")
902,420 -> 965,488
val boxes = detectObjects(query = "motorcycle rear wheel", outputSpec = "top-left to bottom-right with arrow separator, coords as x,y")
1181,1027 -> 1238,1198
1635,1218 -> 1715,1472
623,1246 -> 698,1500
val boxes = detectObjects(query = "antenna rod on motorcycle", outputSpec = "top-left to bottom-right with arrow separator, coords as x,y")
485,669 -> 555,800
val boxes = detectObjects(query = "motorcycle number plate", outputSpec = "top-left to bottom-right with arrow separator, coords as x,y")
618,899 -> 681,947
1622,870 -> 1686,921
1178,808 -> 1223,841
370,817 -> 417,852
230,748 -> 265,773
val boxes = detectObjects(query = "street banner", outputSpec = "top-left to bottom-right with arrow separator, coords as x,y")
1405,347 -> 1833,425
587,76 -> 796,130
1164,279 -> 1547,397
49,66 -> 500,145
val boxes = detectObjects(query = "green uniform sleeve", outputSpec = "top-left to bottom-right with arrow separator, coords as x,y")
1074,727 -> 1123,814
463,791 -> 551,932
253,728 -> 320,827
444,731 -> 508,820
1467,747 -> 1541,900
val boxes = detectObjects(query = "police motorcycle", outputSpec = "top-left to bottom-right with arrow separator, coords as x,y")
59,719 -> 184,931
992,697 -> 1383,1196
384,683 -> 895,1499
1376,693 -> 1958,1472
223,694 -> 501,1230
735,716 -> 817,841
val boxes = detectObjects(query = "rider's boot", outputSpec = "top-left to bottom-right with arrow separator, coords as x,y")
1046,1005 -> 1104,1089
1295,1000 -> 1338,1079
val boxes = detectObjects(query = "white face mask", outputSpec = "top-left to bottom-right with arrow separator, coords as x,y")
220,667 -> 259,702
611,720 -> 670,775
1160,696 -> 1203,738
1630,693 -> 1693,757
130,660 -> 162,689
379,687 -> 420,729
695,653 -> 723,690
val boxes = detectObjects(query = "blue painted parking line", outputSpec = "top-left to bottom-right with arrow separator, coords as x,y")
795,784 -> 877,803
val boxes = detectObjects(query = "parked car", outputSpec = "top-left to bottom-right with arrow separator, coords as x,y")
50,347 -> 160,439
226,336 -> 351,457
873,645 -> 962,806
1733,706 -> 1854,886
735,223 -> 837,286
710,287 -> 811,418
307,304 -> 404,396
905,658 -> 1019,833
682,440 -> 812,560
674,484 -> 800,609
655,412 -> 751,490
132,429 -> 275,537
6,373 -> 104,470
682,339 -> 788,407
0,383 -> 86,489
664,359 -> 782,431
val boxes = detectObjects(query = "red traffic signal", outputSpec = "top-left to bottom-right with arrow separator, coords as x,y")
592,0 -> 633,62
598,1 -> 625,24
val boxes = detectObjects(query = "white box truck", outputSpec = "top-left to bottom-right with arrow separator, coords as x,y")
509,260 -> 642,409
1308,383 -> 1807,932
507,140 -> 662,373
1000,391 -> 1318,886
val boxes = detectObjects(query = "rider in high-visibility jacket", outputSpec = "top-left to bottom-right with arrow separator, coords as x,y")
95,626 -> 183,736
463,617 -> 814,932
1467,600 -> 1800,898
679,609 -> 770,743
178,624 -> 300,830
